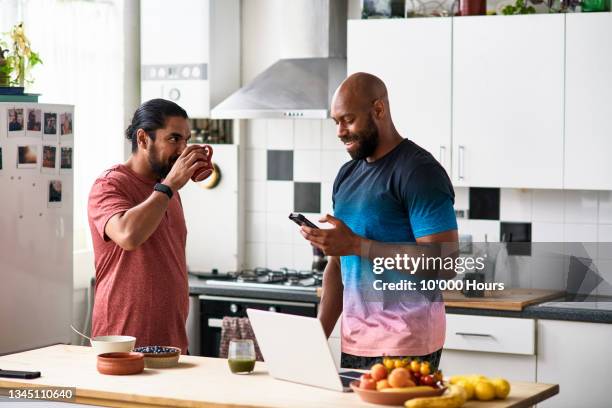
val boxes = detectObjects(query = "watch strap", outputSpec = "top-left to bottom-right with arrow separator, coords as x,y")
154,183 -> 173,200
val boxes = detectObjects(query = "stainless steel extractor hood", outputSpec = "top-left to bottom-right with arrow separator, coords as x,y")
211,0 -> 347,119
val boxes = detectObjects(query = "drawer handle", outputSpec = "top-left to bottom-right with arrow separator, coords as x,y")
455,332 -> 494,338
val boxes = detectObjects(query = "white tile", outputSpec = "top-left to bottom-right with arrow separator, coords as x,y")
500,188 -> 533,222
321,119 -> 344,150
595,259 -> 612,296
564,223 -> 598,242
320,181 -> 334,215
564,223 -> 598,260
245,181 -> 266,212
266,243 -> 294,269
293,242 -> 313,270
294,120 -> 322,150
508,256 -> 532,288
532,189 -> 564,223
265,181 -> 293,213
245,149 -> 266,181
532,222 -> 565,243
321,150 -> 350,182
267,119 -> 294,149
245,211 -> 267,243
599,191 -> 612,224
454,187 -> 469,211
564,190 -> 598,224
293,150 -> 322,182
457,219 -> 500,243
245,243 -> 266,268
531,256 -> 566,291
266,212 -> 296,244
246,120 -> 267,149
597,224 -> 612,260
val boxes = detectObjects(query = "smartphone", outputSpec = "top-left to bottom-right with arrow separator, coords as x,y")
0,369 -> 41,379
288,213 -> 319,229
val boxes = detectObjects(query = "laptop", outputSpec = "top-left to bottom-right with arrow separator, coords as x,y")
246,309 -> 361,392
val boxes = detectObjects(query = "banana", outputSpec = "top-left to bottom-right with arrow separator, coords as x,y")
380,386 -> 434,393
404,385 -> 467,408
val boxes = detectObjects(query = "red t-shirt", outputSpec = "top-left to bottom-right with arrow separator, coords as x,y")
87,164 -> 189,352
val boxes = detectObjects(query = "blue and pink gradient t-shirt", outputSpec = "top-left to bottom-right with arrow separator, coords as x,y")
332,139 -> 457,357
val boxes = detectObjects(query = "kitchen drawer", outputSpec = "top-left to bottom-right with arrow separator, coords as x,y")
445,314 -> 535,355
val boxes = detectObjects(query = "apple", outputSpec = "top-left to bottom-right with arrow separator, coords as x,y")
370,363 -> 388,381
388,367 -> 412,388
360,377 -> 377,390
376,379 -> 391,391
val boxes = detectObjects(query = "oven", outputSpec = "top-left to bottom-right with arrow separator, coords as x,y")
199,295 -> 318,358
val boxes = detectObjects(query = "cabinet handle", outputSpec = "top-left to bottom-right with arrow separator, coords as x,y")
458,145 -> 465,181
455,332 -> 494,338
439,145 -> 446,167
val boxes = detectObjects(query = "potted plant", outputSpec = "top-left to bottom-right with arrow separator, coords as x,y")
0,22 -> 42,90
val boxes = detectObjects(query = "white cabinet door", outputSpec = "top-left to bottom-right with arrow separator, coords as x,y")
440,350 -> 536,382
452,15 -> 564,188
537,320 -> 612,407
565,13 -> 612,190
348,19 -> 453,174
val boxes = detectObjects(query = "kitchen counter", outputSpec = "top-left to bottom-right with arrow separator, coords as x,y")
0,345 -> 559,408
190,277 -> 612,323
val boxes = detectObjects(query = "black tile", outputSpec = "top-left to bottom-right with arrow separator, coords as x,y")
294,182 -> 321,214
469,187 -> 500,220
501,222 -> 532,256
267,150 -> 293,181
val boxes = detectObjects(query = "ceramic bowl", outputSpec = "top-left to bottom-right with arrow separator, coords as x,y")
96,352 -> 145,375
90,335 -> 136,355
350,381 -> 446,406
134,346 -> 181,368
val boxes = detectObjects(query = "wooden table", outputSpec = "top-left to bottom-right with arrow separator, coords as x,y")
0,345 -> 558,408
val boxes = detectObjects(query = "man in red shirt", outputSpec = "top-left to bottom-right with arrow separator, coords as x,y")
87,99 -> 209,353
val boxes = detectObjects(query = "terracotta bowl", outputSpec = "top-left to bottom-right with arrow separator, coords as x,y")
134,346 -> 181,368
97,352 -> 145,375
350,381 -> 446,406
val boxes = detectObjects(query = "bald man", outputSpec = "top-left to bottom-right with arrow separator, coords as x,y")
300,73 -> 458,370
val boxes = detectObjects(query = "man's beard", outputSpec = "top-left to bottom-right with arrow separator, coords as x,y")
341,116 -> 379,160
148,148 -> 176,180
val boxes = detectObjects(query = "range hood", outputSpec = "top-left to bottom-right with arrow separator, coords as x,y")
211,0 -> 347,119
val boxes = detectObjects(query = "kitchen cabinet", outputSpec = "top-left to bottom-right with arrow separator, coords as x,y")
536,320 -> 612,407
441,314 -> 536,382
452,15 -> 565,189
564,13 -> 612,190
347,19 -> 453,174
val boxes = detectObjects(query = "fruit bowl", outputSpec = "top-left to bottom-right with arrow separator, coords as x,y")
350,381 -> 446,406
133,346 -> 181,368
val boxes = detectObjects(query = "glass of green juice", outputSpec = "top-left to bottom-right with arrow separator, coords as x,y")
228,339 -> 256,374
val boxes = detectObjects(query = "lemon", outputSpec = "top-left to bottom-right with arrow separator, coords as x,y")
474,380 -> 496,401
490,378 -> 511,399
449,375 -> 465,385
456,380 -> 475,400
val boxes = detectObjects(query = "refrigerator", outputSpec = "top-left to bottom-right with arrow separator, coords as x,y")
0,102 -> 74,355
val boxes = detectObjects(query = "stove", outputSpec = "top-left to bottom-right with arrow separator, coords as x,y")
202,267 -> 322,292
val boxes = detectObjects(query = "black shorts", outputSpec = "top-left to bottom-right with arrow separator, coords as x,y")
340,348 -> 443,371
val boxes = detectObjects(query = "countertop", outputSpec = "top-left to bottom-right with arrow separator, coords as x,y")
0,345 -> 559,408
189,277 -> 612,323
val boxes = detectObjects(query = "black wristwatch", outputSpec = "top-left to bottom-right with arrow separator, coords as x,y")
154,183 -> 173,199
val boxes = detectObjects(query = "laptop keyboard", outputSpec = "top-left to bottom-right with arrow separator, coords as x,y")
338,371 -> 362,388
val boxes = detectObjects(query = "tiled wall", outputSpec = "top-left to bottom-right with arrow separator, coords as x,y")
242,118 -> 612,295
244,119 -> 346,270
